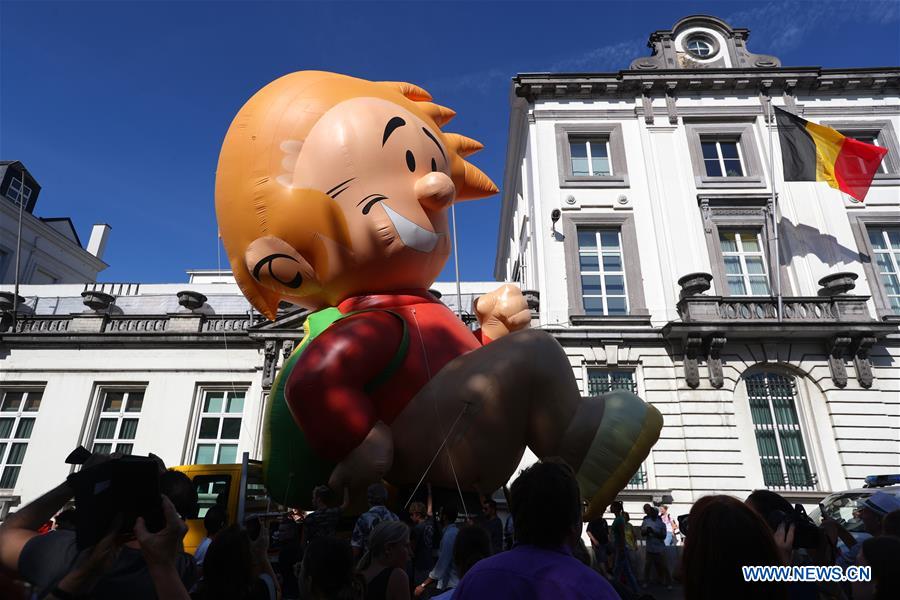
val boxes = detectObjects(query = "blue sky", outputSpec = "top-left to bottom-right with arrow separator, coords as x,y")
2,0 -> 898,283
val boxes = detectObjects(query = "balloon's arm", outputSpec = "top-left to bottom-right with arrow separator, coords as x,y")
286,312 -> 404,462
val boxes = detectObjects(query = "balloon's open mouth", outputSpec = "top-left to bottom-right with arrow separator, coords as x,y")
383,203 -> 441,253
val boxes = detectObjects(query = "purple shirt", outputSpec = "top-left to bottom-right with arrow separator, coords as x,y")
453,544 -> 621,600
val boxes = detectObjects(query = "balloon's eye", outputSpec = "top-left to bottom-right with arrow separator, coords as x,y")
431,158 -> 437,172
406,150 -> 416,172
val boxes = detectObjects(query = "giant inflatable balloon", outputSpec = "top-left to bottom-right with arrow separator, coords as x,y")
215,71 -> 662,518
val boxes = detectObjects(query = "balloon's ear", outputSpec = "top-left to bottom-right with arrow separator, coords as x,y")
244,236 -> 320,311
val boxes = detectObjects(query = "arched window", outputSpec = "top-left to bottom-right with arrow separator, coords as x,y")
686,37 -> 713,58
745,372 -> 816,490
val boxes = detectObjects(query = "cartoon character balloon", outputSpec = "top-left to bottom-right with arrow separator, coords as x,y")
215,71 -> 662,518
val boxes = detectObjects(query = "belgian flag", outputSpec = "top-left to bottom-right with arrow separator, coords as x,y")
775,107 -> 888,202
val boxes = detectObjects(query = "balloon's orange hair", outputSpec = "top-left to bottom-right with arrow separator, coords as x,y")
215,71 -> 498,319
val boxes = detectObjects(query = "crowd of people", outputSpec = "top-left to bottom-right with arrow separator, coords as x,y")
0,451 -> 898,600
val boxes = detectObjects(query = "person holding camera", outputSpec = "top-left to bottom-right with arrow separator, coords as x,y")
640,503 -> 671,589
0,452 -> 198,599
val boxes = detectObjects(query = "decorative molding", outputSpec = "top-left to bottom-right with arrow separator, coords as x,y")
684,335 -> 704,388
532,109 -> 636,121
707,335 -> 727,388
828,336 -> 852,388
641,82 -> 654,125
800,105 -> 900,117
665,81 -> 678,124
851,336 -> 876,389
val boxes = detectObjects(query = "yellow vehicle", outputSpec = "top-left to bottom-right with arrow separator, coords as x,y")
173,452 -> 277,554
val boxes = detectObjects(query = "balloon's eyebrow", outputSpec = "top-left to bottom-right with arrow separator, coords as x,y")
382,116 -> 407,146
422,127 -> 446,161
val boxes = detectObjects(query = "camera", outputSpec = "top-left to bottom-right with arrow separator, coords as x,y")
65,446 -> 165,549
765,503 -> 821,549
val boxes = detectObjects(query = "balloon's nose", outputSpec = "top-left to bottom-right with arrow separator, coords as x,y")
415,172 -> 456,211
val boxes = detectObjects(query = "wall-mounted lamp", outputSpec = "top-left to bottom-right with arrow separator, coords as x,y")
551,208 -> 561,225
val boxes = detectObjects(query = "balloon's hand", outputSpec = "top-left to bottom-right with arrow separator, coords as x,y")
474,284 -> 531,340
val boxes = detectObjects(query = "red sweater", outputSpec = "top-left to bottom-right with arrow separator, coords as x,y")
285,290 -> 487,461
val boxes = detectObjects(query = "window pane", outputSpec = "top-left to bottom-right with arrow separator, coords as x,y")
119,418 -> 139,440
570,141 -> 588,158
724,256 -> 743,275
102,392 -> 124,412
93,443 -> 113,455
869,230 -> 887,250
606,297 -> 628,315
701,142 -> 719,160
579,254 -> 599,270
888,229 -> 900,249
723,159 -> 744,177
96,418 -> 117,439
1,466 -> 21,488
720,142 -> 740,159
0,418 -> 13,438
7,443 -> 27,465
591,155 -> 610,177
571,156 -> 589,176
2,393 -> 22,412
195,444 -> 215,464
590,141 -> 609,158
583,297 -> 604,315
727,276 -> 746,295
704,159 -> 722,177
602,254 -> 622,271
199,418 -> 220,439
217,444 -> 238,464
204,393 -> 224,414
0,443 -> 5,463
220,418 -> 241,440
739,233 -> 761,252
577,231 -> 597,250
749,277 -> 770,295
581,275 -> 602,293
605,275 -> 625,295
874,253 -> 892,273
745,257 -> 766,275
126,392 -> 144,412
23,392 -> 42,412
14,418 -> 34,439
882,274 -> 900,296
719,232 -> 738,253
115,443 -> 134,455
227,394 -> 245,414
599,231 -> 619,249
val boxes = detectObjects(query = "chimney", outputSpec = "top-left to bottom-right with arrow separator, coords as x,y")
87,224 -> 111,259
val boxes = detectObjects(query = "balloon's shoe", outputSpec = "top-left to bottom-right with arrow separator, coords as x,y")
574,390 -> 663,519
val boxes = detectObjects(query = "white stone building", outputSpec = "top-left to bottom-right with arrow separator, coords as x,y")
494,15 -> 900,514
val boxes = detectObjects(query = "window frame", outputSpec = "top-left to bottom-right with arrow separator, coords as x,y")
90,389 -> 145,456
823,119 -> 900,182
701,139 -> 746,178
82,384 -> 147,456
0,387 -> 44,490
562,212 -> 647,318
555,123 -> 629,188
6,177 -> 33,207
685,121 -> 766,189
189,386 -> 249,465
848,212 -> 900,319
577,228 -> 630,316
718,230 -> 771,296
699,195 -> 792,297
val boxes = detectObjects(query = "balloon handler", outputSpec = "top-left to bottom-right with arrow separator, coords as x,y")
215,71 -> 662,520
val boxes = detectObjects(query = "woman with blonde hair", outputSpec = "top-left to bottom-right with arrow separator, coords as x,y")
357,521 -> 411,600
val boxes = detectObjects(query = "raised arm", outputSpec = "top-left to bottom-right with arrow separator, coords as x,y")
0,481 -> 72,572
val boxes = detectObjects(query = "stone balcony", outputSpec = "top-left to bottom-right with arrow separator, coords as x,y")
662,272 -> 899,389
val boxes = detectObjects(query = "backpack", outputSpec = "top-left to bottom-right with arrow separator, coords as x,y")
262,307 -> 409,508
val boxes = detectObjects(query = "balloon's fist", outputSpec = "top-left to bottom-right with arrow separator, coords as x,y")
474,284 -> 531,341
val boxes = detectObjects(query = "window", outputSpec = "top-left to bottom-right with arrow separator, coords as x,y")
685,122 -> 765,188
92,390 -> 143,455
578,229 -> 628,315
745,373 -> 816,490
867,227 -> 900,313
6,178 -> 32,207
719,230 -> 770,296
825,120 -> 900,178
841,133 -> 887,175
569,138 -> 611,177
193,474 -> 232,518
701,139 -> 744,177
587,369 -> 636,395
0,389 -> 42,489
195,390 -> 245,464
555,123 -> 629,188
686,37 -> 713,58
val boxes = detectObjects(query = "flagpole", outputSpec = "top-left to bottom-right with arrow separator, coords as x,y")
450,202 -> 463,320
769,100 -> 783,322
12,166 -> 26,330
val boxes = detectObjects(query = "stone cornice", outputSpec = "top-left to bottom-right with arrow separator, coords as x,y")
515,67 -> 900,101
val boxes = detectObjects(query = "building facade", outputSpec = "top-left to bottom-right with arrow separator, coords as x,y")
494,15 -> 900,513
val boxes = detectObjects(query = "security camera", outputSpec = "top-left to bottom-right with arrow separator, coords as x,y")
550,209 -> 561,224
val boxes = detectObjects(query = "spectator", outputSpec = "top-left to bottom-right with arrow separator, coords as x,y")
503,513 -> 514,551
478,498 -> 503,555
352,484 -> 399,560
415,501 -> 460,597
276,515 -> 303,600
883,509 -> 900,537
682,495 -> 788,600
852,535 -> 900,600
431,525 -> 491,600
822,491 -> 900,568
408,499 -> 435,590
0,463 -> 198,600
585,512 -> 610,575
192,523 -> 272,600
300,536 -> 362,600
194,504 -> 227,572
357,521 -> 411,600
304,485 -> 350,547
610,500 -> 639,595
640,504 -> 671,589
453,458 -> 619,599
658,504 -> 678,545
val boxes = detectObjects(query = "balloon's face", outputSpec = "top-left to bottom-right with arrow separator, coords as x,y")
249,97 -> 456,304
